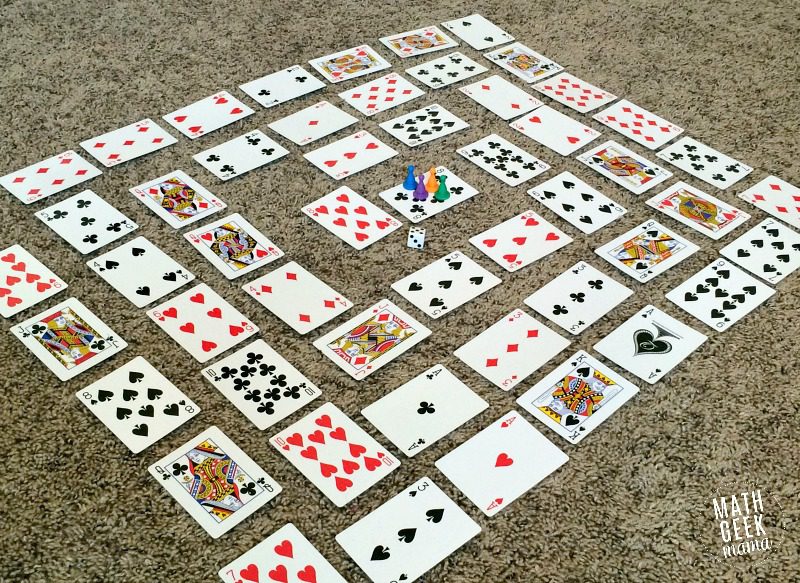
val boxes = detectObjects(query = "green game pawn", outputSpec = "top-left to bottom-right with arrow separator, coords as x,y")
434,174 -> 450,201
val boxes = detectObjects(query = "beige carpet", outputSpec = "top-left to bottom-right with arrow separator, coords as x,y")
1,1 -> 798,581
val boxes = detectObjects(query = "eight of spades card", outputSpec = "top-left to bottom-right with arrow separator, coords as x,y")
657,136 -> 753,190
458,133 -> 550,187
665,258 -> 775,331
163,90 -> 254,139
719,217 -> 800,285
524,260 -> 633,335
484,42 -> 563,83
391,250 -> 501,319
441,13 -> 514,50
149,426 -> 282,538
271,402 -> 400,507
738,175 -> 800,231
336,477 -> 481,583
528,171 -> 626,235
405,51 -> 488,89
361,363 -> 488,457
87,236 -> 194,308
516,350 -> 639,444
129,170 -> 226,229
80,118 -> 177,167
303,130 -> 398,180
202,339 -> 321,431
378,165 -> 479,223
218,523 -> 347,583
454,308 -> 571,391
577,140 -> 672,195
239,65 -> 326,108
0,149 -> 101,205
338,72 -> 426,117
509,104 -> 602,156
435,410 -> 568,516
308,44 -> 391,83
459,74 -> 543,119
592,99 -> 683,150
184,213 -> 283,279
10,297 -> 127,381
0,245 -> 67,318
593,304 -> 707,385
313,299 -> 431,380
595,219 -> 700,283
77,356 -> 199,453
193,130 -> 289,181
379,103 -> 469,147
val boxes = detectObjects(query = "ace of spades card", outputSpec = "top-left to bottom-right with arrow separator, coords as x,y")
435,411 -> 568,516
665,258 -> 775,332
454,308 -> 570,391
129,170 -> 226,229
77,356 -> 199,453
593,99 -> 684,150
738,175 -> 800,231
457,133 -> 550,187
308,44 -> 391,83
531,72 -> 618,114
516,350 -> 639,444
524,260 -> 633,335
149,426 -> 282,538
202,339 -> 322,431
0,149 -> 101,205
379,103 -> 469,147
338,72 -> 426,117
595,219 -> 700,283
303,130 -> 398,180
484,42 -> 563,83
270,402 -> 400,507
87,236 -> 194,307
239,65 -> 326,109
404,51 -> 488,89
336,477 -> 481,583
163,90 -> 254,139
441,14 -> 514,50
577,140 -> 672,195
657,136 -> 753,190
10,297 -> 127,381
313,299 -> 431,380
80,118 -> 177,167
0,245 -> 67,318
391,250 -> 501,319
361,364 -> 488,457
218,523 -> 347,583
593,304 -> 707,385
719,218 -> 800,284
378,165 -> 479,223
193,130 -> 289,181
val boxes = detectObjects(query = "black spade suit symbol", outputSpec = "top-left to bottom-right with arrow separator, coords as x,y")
632,329 -> 673,355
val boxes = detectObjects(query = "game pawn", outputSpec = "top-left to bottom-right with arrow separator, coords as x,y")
435,174 -> 450,201
425,166 -> 438,193
403,165 -> 417,190
413,174 -> 428,201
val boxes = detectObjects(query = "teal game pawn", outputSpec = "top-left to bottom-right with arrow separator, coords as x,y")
434,174 -> 450,201
413,174 -> 428,201
403,165 -> 416,190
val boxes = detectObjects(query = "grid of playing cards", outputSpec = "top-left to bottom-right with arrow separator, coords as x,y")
2,11 -> 797,583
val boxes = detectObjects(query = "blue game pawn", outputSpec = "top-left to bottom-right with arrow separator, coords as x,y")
413,175 -> 428,201
403,165 -> 416,190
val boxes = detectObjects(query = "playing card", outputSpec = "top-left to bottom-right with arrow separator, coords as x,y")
80,118 -> 177,167
338,72 -> 425,117
665,258 -> 775,332
457,133 -> 550,187
184,213 -> 283,279
469,209 -> 572,272
219,523 -> 347,583
645,181 -> 750,239
595,219 -> 700,282
379,103 -> 469,147
657,136 -> 753,189
510,104 -> 602,156
361,364 -> 488,457
528,171 -> 626,234
0,245 -> 67,318
77,356 -> 199,453
516,350 -> 639,444
484,42 -> 563,83
454,308 -> 570,391
379,25 -> 458,58
435,410 -> 568,516
593,99 -> 684,150
35,190 -> 138,254
309,45 -> 391,83
720,218 -> 800,284
405,51 -> 488,89
129,170 -> 226,229
524,260 -> 633,335
239,65 -> 326,108
313,299 -> 431,380
146,283 -> 258,363
378,165 -> 479,223
577,140 -> 672,195
202,339 -> 321,430
303,130 -> 398,180
192,129 -> 289,181
149,426 -> 281,538
391,250 -> 501,319
593,304 -> 707,384
87,236 -> 194,307
459,74 -> 543,120
531,72 -> 618,113
302,186 -> 402,250
0,150 -> 101,205
244,261 -> 352,334
336,477 -> 481,583
441,14 -> 514,50
163,90 -> 254,139
270,402 -> 400,507
738,175 -> 800,231
267,101 -> 358,146
10,297 -> 127,381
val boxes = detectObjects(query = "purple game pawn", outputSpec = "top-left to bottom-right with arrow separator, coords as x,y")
413,175 -> 428,201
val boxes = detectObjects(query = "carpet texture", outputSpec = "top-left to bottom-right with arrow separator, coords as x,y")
1,1 -> 798,581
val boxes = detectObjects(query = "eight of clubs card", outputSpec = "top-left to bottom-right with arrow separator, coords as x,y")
577,140 -> 672,195
0,245 -> 66,318
719,218 -> 800,284
129,170 -> 226,228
